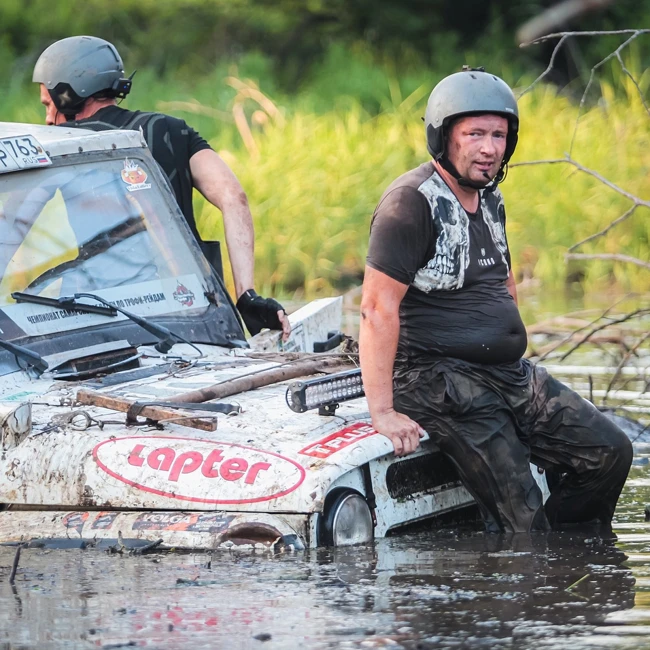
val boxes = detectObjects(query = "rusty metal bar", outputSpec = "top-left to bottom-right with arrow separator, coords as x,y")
169,358 -> 345,403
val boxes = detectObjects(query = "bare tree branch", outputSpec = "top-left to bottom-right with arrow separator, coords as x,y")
603,331 -> 650,403
516,0 -> 617,46
517,29 -> 649,105
558,308 -> 650,361
521,29 -> 650,47
568,205 -> 639,252
615,51 -> 650,116
565,253 -> 650,270
511,157 -> 650,207
534,299 -> 626,362
518,35 -> 570,98
568,31 -> 648,154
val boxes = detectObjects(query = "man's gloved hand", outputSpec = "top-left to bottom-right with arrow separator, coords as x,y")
236,289 -> 291,340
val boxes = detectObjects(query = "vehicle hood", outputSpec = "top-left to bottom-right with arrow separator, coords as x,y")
0,347 -> 393,513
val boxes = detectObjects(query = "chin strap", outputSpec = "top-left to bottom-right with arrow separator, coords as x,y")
437,155 -> 506,193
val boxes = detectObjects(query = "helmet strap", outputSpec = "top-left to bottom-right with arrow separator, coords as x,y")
437,154 -> 506,193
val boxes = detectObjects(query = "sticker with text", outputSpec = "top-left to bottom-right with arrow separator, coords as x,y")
298,423 -> 377,459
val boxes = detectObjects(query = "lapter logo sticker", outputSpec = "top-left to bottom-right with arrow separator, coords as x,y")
93,436 -> 305,504
299,423 -> 377,459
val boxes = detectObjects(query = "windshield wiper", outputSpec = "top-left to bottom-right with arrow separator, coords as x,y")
74,292 -> 198,354
12,292 -> 118,317
0,338 -> 48,375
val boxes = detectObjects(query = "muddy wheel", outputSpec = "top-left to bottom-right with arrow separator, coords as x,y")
318,488 -> 374,547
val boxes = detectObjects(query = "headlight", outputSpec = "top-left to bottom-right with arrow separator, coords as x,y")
319,489 -> 374,547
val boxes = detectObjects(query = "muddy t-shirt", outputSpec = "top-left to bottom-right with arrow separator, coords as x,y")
68,106 -> 212,241
366,162 -> 527,365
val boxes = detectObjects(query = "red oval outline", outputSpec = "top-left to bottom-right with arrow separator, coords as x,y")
93,436 -> 306,505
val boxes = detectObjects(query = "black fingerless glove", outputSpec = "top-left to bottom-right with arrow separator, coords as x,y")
236,289 -> 286,336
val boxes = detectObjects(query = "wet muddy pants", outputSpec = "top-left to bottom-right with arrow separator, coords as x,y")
393,357 -> 633,534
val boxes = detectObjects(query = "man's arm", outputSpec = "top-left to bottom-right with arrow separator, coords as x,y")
506,269 -> 518,305
189,149 -> 254,298
359,266 -> 425,456
190,149 -> 290,339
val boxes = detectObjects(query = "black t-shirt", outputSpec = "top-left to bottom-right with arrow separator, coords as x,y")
67,106 -> 212,240
367,162 -> 527,365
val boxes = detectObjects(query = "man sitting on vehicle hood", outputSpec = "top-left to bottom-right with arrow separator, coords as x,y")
33,35 -> 290,340
359,67 -> 632,534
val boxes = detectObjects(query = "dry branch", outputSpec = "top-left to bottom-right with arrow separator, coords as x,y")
516,0 -> 617,46
517,29 -> 650,101
567,31 -> 649,154
565,253 -> 650,271
511,157 -> 650,207
532,301 -> 622,361
557,308 -> 650,361
603,331 -> 650,403
568,205 -> 639,252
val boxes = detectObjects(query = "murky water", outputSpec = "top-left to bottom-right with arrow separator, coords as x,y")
2,463 -> 650,650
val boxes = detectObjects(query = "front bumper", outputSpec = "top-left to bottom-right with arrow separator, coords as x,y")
0,509 -> 308,551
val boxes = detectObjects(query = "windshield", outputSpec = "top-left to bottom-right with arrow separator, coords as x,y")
0,154 -> 235,345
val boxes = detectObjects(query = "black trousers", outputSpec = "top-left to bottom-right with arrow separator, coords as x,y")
393,357 -> 633,534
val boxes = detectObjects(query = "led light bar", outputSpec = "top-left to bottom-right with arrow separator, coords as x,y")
286,368 -> 364,415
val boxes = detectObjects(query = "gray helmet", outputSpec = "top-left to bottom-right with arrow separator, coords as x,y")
425,67 -> 519,166
33,36 -> 132,117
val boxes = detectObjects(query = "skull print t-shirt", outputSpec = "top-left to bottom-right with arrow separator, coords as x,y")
366,162 -> 527,364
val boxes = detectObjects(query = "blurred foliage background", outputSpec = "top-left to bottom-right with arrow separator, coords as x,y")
1,0 -> 649,301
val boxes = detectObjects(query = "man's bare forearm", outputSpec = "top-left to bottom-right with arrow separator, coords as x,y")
359,302 -> 400,421
190,149 -> 255,298
220,197 -> 255,299
359,267 -> 424,456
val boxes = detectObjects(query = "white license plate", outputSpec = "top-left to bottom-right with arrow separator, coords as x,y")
0,135 -> 52,173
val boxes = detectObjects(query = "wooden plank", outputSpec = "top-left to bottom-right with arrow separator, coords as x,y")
75,390 -> 217,432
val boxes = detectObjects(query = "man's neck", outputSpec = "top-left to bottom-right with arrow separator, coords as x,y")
432,159 -> 480,213
74,98 -> 118,121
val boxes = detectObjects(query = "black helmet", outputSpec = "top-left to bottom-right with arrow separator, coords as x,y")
424,67 -> 519,189
33,36 -> 132,118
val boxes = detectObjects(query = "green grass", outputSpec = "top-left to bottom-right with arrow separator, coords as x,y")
8,51 -> 650,299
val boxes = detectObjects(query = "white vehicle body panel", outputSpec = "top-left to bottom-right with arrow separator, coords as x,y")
0,122 -> 147,158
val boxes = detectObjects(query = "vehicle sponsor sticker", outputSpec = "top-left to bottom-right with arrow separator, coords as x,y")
3,274 -> 208,337
91,511 -> 119,530
0,135 -> 51,174
62,511 -> 89,535
120,158 -> 151,191
93,436 -> 306,505
298,423 -> 377,459
132,512 -> 234,533
172,282 -> 195,307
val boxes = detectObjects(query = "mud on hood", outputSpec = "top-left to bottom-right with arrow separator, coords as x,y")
0,353 -> 391,514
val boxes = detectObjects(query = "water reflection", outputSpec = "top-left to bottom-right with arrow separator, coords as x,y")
315,531 -> 636,647
0,524 -> 645,649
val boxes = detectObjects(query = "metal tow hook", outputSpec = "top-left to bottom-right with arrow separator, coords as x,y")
52,410 -> 106,431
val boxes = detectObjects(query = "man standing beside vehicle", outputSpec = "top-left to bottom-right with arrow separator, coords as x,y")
359,67 -> 632,534
32,35 -> 290,340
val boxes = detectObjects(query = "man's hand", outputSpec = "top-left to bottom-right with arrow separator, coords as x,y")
372,409 -> 426,457
236,289 -> 291,341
